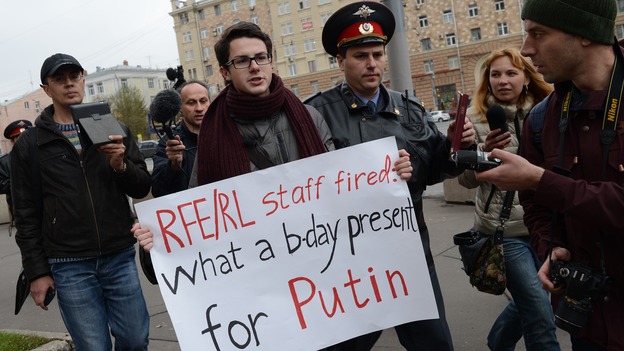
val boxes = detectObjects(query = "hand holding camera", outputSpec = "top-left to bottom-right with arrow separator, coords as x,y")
451,150 -> 502,172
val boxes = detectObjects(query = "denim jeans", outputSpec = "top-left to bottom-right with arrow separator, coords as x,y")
50,246 -> 149,351
487,236 -> 559,351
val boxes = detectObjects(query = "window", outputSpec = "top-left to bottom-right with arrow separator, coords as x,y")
88,85 -> 95,95
163,80 -> 170,89
299,0 -> 310,10
281,22 -> 294,35
24,101 -> 29,110
206,65 -> 214,76
494,0 -> 505,11
443,10 -> 453,24
183,31 -> 192,43
284,43 -> 296,56
468,4 -> 478,17
304,39 -> 316,52
301,17 -> 313,31
289,64 -> 297,76
415,0 -> 424,5
445,33 -> 457,46
180,13 -> 189,24
318,0 -> 330,4
278,1 -> 290,15
310,81 -> 320,94
448,56 -> 459,69
251,14 -> 259,24
185,49 -> 195,61
209,84 -> 219,96
421,38 -> 432,51
291,84 -> 299,96
214,4 -> 221,15
200,28 -> 208,39
424,59 -> 434,74
198,9 -> 205,19
216,24 -> 224,35
321,12 -> 333,26
617,24 -> 624,39
203,47 -> 211,60
308,60 -> 317,73
97,83 -> 104,94
618,0 -> 624,12
419,15 -> 428,28
497,22 -> 509,36
192,68 -> 197,79
249,0 -> 256,8
328,56 -> 338,68
35,101 -> 41,110
231,0 -> 238,11
471,28 -> 482,41
121,79 -> 128,87
148,78 -> 155,89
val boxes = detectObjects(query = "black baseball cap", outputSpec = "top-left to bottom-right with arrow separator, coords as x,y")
40,53 -> 84,85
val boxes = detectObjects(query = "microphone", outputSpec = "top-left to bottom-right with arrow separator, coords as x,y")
486,105 -> 509,138
149,89 -> 182,139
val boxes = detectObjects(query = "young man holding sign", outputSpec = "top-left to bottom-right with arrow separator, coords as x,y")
304,2 -> 476,350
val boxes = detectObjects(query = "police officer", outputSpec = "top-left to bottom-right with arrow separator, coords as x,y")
305,2 -> 476,350
0,119 -> 32,226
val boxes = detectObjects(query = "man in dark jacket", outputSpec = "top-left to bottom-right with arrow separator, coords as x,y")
11,53 -> 150,350
477,0 -> 624,350
151,80 -> 209,197
305,2 -> 475,350
0,119 -> 32,227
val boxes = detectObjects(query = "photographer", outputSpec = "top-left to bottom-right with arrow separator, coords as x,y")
477,1 -> 623,350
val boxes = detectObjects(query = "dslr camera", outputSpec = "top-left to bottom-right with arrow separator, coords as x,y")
549,260 -> 611,333
451,150 -> 501,172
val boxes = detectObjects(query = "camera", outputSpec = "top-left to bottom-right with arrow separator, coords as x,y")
451,150 -> 501,172
549,260 -> 611,333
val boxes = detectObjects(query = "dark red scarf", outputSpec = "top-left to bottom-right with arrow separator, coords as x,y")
197,74 -> 327,185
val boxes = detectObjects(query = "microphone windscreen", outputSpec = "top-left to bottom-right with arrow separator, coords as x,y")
149,89 -> 182,124
166,68 -> 178,81
486,105 -> 508,137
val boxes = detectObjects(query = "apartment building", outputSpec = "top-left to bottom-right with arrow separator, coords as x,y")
0,89 -> 51,154
83,60 -> 170,105
172,0 -> 624,110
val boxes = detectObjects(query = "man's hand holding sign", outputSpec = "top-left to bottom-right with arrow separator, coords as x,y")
134,137 -> 437,350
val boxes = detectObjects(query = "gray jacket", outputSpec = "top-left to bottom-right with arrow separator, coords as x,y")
189,105 -> 334,187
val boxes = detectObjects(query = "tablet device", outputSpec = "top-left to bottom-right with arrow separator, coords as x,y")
451,92 -> 470,153
70,102 -> 126,148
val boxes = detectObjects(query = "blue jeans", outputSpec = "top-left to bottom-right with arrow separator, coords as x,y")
487,237 -> 559,351
50,246 -> 149,351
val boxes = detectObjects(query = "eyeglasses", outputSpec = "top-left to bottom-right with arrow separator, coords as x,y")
47,71 -> 84,85
224,53 -> 272,69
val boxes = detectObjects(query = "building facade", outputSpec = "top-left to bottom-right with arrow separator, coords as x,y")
83,60 -> 170,105
0,89 -> 51,154
171,0 -> 624,110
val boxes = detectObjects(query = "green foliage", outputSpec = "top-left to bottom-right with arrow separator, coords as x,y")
0,331 -> 53,351
107,86 -> 149,138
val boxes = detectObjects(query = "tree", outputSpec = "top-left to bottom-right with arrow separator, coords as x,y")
107,86 -> 149,138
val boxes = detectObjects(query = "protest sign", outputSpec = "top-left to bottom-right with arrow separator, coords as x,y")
134,137 -> 438,350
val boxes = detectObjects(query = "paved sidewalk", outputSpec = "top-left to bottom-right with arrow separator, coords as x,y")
0,182 -> 571,350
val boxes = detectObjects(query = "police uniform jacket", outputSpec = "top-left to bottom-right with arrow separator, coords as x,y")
11,104 -> 151,282
305,82 -> 461,267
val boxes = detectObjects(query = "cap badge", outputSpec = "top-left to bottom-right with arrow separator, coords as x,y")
353,4 -> 375,19
358,23 -> 374,35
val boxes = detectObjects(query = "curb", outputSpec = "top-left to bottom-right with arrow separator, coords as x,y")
1,329 -> 72,351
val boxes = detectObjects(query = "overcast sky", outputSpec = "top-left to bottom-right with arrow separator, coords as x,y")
0,0 -> 179,103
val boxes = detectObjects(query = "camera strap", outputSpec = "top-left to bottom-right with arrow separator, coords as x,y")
548,43 -> 624,273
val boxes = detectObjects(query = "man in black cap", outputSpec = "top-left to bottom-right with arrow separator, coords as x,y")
0,119 -> 32,227
305,2 -> 476,350
11,53 -> 150,350
477,0 -> 624,350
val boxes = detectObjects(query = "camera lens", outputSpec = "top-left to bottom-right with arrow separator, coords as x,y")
554,296 -> 592,334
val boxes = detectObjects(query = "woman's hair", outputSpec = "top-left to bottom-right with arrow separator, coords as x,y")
472,47 -> 552,115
